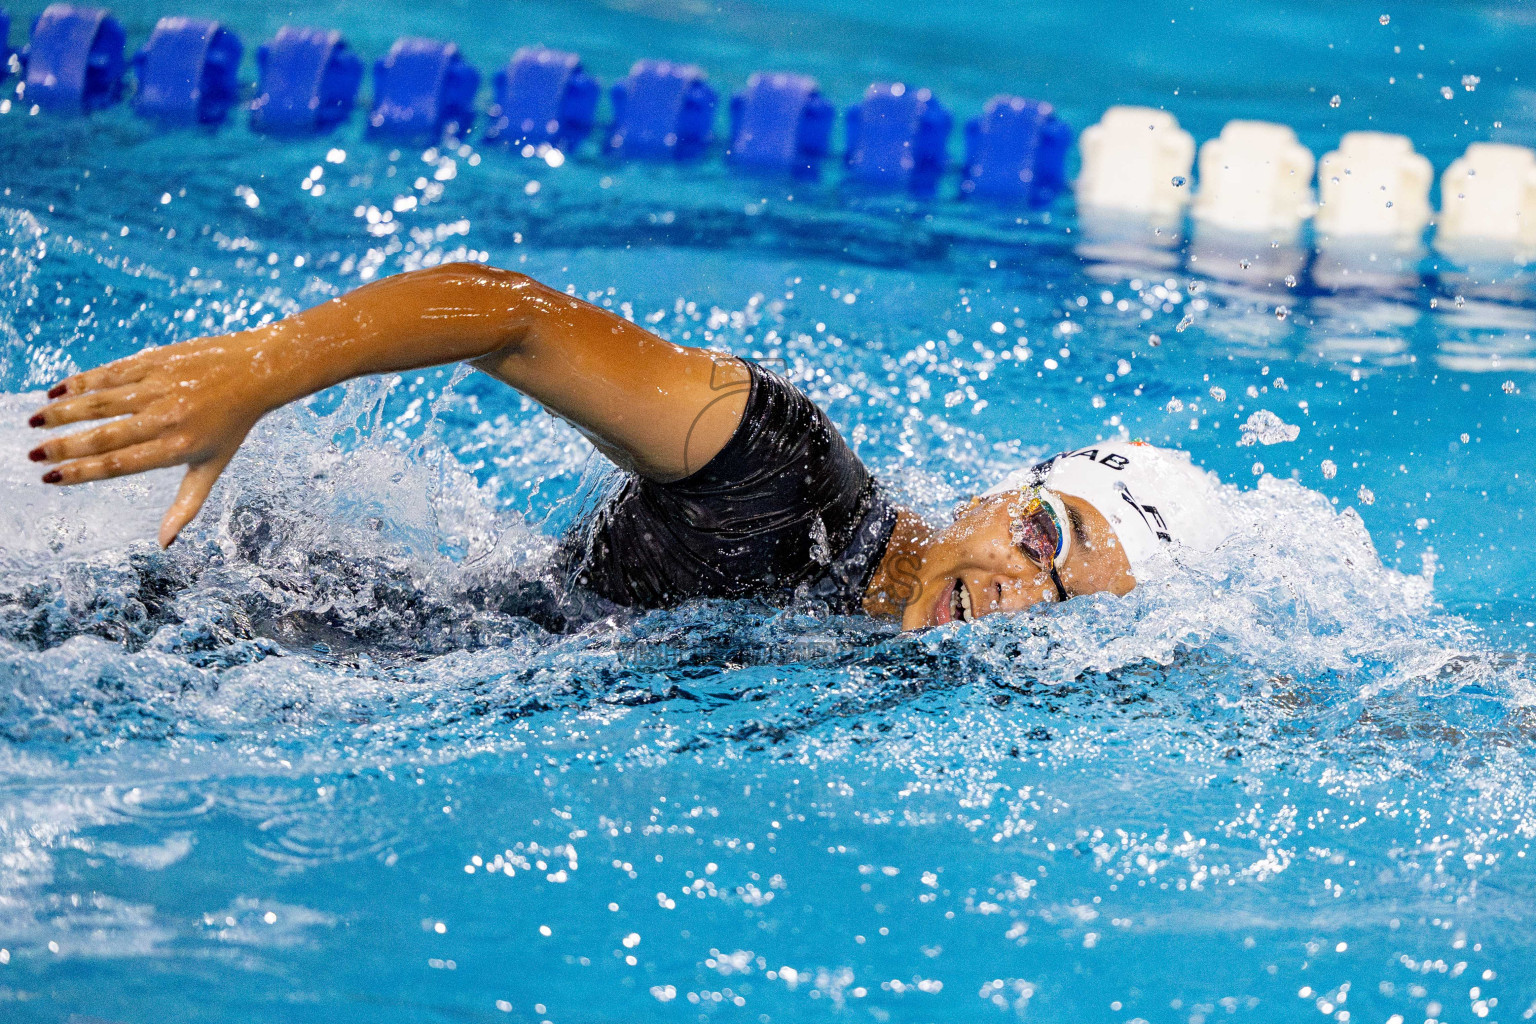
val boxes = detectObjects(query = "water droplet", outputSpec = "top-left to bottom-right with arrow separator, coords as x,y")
1209,386 -> 1227,402
1385,200 -> 1394,207
1284,274 -> 1298,288
1321,459 -> 1338,479
1176,315 -> 1195,332
1455,294 -> 1465,308
1329,94 -> 1341,108
1357,485 -> 1375,506
1460,432 -> 1470,443
1462,74 -> 1480,92
1239,258 -> 1252,270
1379,13 -> 1390,25
1148,333 -> 1162,347
1505,380 -> 1519,394
1171,175 -> 1187,188
1252,462 -> 1265,476
1441,85 -> 1454,100
1275,305 -> 1290,320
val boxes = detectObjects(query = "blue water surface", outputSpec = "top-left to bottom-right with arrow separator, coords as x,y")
1,0 -> 1534,1021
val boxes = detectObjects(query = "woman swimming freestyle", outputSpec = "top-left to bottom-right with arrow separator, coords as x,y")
24,264 -> 1230,630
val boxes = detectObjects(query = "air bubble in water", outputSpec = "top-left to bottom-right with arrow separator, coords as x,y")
1321,459 -> 1338,479
1176,315 -> 1194,332
1379,13 -> 1390,24
1239,258 -> 1252,270
1460,433 -> 1470,443
1440,85 -> 1454,100
1148,333 -> 1162,347
1275,305 -> 1290,320
1171,176 -> 1187,188
1284,274 -> 1298,287
1505,380 -> 1519,394
1329,95 -> 1341,108
1252,462 -> 1265,476
1462,74 -> 1480,92
1357,485 -> 1375,505
1209,386 -> 1227,402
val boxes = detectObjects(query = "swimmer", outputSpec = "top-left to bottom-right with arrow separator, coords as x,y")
24,265 -> 1231,630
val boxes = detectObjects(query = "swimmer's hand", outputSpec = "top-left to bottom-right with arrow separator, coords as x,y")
26,332 -> 278,548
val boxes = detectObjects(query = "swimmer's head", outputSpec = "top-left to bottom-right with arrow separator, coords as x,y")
898,441 -> 1230,630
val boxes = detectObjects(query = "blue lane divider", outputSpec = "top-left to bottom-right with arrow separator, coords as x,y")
1,9 -> 13,84
726,71 -> 833,177
368,36 -> 477,140
607,59 -> 716,160
960,95 -> 1072,206
484,46 -> 598,150
131,16 -> 241,125
24,3 -> 125,112
4,11 -> 1093,212
844,82 -> 951,195
249,26 -> 361,135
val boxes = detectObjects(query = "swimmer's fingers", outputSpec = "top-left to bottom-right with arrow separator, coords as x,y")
41,438 -> 190,487
159,448 -> 237,548
47,350 -> 159,398
30,382 -> 164,428
28,413 -> 169,464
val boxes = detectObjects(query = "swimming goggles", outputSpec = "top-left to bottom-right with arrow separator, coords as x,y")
1008,486 -> 1072,603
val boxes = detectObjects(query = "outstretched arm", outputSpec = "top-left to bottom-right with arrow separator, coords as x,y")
26,264 -> 750,547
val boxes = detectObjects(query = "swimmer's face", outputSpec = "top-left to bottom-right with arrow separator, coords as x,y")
899,492 -> 1136,630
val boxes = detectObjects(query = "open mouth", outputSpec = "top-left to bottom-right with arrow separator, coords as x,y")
947,579 -> 975,624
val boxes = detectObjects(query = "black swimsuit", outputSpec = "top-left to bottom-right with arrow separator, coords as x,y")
559,360 -> 897,615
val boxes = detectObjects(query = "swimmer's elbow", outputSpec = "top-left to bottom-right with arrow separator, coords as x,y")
409,261 -> 534,296
405,263 -> 544,360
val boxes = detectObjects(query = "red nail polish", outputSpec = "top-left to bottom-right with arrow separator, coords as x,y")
42,470 -> 62,484
28,447 -> 46,462
47,384 -> 66,399
28,414 -> 45,428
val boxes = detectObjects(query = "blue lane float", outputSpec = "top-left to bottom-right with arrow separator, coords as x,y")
606,59 -> 716,160
960,95 -> 1072,206
726,71 -> 833,177
131,16 -> 241,125
249,26 -> 362,135
1,9 -> 13,84
368,36 -> 478,140
24,3 -> 126,112
484,46 -> 598,150
844,82 -> 951,195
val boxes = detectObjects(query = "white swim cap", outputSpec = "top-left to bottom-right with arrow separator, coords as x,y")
986,441 -> 1231,579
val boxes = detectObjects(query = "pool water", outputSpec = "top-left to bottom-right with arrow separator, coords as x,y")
2,0 -> 1534,1021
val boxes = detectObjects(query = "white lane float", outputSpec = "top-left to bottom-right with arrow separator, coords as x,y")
1434,142 -> 1536,264
1076,105 -> 1195,222
1188,120 -> 1315,283
1074,105 -> 1196,271
1312,131 -> 1433,291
